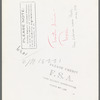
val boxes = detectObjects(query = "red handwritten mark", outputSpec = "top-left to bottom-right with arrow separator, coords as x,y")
48,9 -> 68,48
62,29 -> 68,41
59,32 -> 63,46
59,29 -> 68,46
52,29 -> 57,42
48,36 -> 54,48
48,9 -> 57,48
48,30 -> 57,48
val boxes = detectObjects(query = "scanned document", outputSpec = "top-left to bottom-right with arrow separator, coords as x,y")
2,0 -> 98,100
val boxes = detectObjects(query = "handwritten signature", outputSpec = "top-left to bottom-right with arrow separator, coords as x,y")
48,9 -> 68,48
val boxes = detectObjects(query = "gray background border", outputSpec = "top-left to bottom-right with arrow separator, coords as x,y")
0,0 -> 2,99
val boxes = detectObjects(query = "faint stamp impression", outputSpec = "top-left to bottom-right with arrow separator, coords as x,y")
20,1 -> 37,49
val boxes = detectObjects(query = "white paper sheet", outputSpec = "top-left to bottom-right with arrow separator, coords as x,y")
2,0 -> 98,100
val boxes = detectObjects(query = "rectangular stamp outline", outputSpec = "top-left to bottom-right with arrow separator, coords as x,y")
20,1 -> 37,49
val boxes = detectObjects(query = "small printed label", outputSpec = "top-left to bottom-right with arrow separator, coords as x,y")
20,1 -> 37,49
